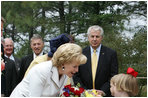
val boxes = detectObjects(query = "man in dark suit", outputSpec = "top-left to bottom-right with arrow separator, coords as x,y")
19,34 -> 45,83
1,19 -> 18,96
73,25 -> 118,96
4,38 -> 21,76
1,44 -> 18,97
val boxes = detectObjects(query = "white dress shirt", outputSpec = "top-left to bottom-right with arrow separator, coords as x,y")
90,44 -> 102,62
33,51 -> 44,59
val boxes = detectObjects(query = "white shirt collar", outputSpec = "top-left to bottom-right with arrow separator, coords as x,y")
51,65 -> 66,88
5,54 -> 15,61
90,44 -> 102,54
33,51 -> 44,59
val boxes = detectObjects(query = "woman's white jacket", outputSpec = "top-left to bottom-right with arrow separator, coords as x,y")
10,60 -> 68,97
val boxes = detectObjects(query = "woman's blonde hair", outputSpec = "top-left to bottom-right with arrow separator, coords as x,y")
110,73 -> 139,96
51,43 -> 87,67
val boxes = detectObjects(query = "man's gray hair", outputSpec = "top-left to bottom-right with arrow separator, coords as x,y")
4,38 -> 14,45
30,34 -> 43,43
87,25 -> 104,37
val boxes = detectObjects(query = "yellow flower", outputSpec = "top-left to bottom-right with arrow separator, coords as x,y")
85,91 -> 94,97
92,89 -> 98,95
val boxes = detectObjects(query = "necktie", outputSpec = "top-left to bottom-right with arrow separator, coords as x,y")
91,49 -> 98,89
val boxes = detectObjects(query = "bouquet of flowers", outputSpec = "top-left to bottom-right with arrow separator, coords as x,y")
60,83 -> 84,97
60,83 -> 105,97
84,89 -> 105,97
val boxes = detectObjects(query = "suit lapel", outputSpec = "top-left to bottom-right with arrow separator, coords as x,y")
84,47 -> 93,83
31,53 -> 33,61
51,66 -> 60,88
50,66 -> 67,89
96,45 -> 105,76
26,54 -> 33,70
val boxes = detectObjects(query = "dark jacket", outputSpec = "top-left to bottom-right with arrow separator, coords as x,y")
73,45 -> 118,96
14,56 -> 21,76
19,54 -> 34,83
1,57 -> 18,97
19,53 -> 45,83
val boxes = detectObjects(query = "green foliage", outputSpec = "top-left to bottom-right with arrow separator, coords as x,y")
132,31 -> 147,65
14,39 -> 31,58
2,1 -> 147,68
119,65 -> 147,77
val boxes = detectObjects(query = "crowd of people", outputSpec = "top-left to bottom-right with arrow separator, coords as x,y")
1,17 -> 139,97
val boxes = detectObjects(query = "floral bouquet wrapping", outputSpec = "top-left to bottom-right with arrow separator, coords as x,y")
60,83 -> 105,97
60,84 -> 84,97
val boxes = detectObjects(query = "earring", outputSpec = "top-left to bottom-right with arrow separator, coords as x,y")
62,66 -> 65,71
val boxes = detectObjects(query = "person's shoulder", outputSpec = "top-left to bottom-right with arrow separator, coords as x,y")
5,57 -> 16,69
14,56 -> 19,59
32,60 -> 52,71
25,54 -> 33,58
5,57 -> 15,64
29,61 -> 52,77
101,45 -> 116,53
14,56 -> 21,62
83,46 -> 90,51
35,54 -> 48,62
21,53 -> 33,60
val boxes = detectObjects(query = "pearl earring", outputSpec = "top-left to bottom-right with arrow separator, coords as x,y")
62,66 -> 65,71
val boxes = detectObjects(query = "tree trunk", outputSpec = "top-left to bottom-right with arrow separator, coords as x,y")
41,8 -> 45,39
28,27 -> 34,54
59,1 -> 65,34
12,23 -> 15,41
67,2 -> 72,35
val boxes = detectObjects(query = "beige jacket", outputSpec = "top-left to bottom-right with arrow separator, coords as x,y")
24,54 -> 49,77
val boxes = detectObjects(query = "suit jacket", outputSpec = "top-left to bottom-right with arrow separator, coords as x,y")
10,61 -> 68,97
1,57 -> 18,97
19,53 -> 45,83
14,56 -> 21,76
19,53 -> 33,83
73,45 -> 118,96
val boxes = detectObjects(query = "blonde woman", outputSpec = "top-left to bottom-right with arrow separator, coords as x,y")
110,67 -> 139,97
10,43 -> 87,97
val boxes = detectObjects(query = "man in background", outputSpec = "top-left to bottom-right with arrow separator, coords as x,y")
1,18 -> 18,96
4,38 -> 21,76
73,25 -> 118,96
19,34 -> 45,83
